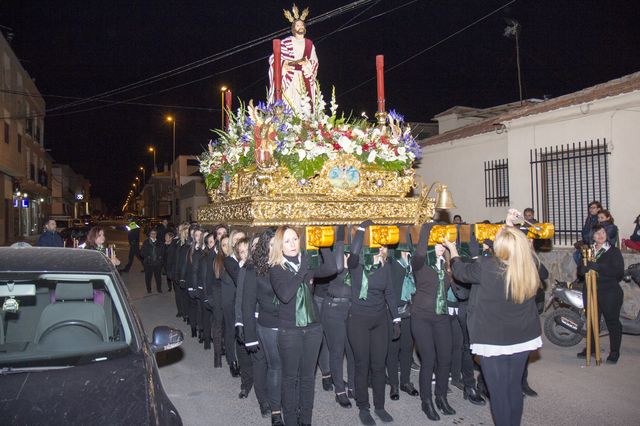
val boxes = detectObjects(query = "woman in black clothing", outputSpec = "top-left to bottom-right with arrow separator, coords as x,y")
241,229 -> 284,425
175,224 -> 192,325
577,224 -> 625,363
384,245 -> 418,401
346,221 -> 400,426
269,226 -> 336,426
445,212 -> 543,426
221,231 -> 245,378
199,232 -> 221,357
320,226 -> 355,409
411,224 -> 455,421
186,227 -> 205,339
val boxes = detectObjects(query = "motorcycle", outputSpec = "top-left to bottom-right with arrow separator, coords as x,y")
543,263 -> 640,347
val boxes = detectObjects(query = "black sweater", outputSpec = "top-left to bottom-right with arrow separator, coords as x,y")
269,248 -> 336,329
451,255 -> 541,346
347,228 -> 399,319
411,224 -> 452,317
322,241 -> 351,299
242,264 -> 279,345
578,245 -> 625,291
198,250 -> 221,308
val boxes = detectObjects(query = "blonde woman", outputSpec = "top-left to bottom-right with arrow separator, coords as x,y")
268,226 -> 336,426
444,209 -> 542,426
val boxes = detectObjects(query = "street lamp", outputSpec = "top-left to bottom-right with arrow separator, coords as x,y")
139,166 -> 146,184
165,115 -> 177,224
220,86 -> 227,130
148,146 -> 156,173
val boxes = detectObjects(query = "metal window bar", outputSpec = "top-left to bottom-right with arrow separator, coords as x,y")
529,139 -> 610,246
484,159 -> 510,207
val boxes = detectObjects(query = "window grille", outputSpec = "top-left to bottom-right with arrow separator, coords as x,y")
484,159 -> 510,207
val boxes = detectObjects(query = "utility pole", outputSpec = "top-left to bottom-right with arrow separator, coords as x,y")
504,18 -> 523,105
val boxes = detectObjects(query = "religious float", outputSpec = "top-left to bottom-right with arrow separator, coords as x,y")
198,5 -> 553,248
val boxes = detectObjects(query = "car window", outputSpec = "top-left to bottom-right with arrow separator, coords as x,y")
0,274 -> 134,368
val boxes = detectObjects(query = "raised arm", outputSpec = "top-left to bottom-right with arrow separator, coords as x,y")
312,247 -> 337,279
347,221 -> 370,270
412,223 -> 434,272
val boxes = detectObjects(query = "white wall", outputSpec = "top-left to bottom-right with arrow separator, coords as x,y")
416,131 -> 508,224
506,91 -> 640,240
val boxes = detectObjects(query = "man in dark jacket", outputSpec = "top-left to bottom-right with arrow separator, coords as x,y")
122,220 -> 143,272
141,229 -> 165,293
36,219 -> 64,247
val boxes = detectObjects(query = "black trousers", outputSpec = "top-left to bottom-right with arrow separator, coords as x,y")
123,241 -> 141,271
278,324 -> 323,425
144,264 -> 162,292
250,338 -> 270,408
386,315 -> 413,386
173,280 -> 183,316
450,304 -> 477,387
187,292 -> 199,333
321,298 -> 355,394
584,286 -> 624,354
205,297 -> 223,357
314,295 -> 331,376
222,300 -> 237,365
480,351 -> 529,426
257,324 -> 282,412
412,313 -> 452,400
347,308 -> 389,410
237,340 -> 254,393
177,282 -> 190,322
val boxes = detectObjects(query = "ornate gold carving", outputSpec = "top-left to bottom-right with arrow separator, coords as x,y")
199,154 -> 434,227
369,226 -> 400,248
305,226 -> 335,250
428,225 -> 458,245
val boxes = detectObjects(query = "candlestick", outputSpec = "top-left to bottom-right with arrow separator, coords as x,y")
225,89 -> 232,130
376,55 -> 385,113
273,39 -> 282,101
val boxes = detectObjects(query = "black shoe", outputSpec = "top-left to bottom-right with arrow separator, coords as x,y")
322,375 -> 333,391
175,313 -> 182,318
463,386 -> 486,406
358,409 -> 376,426
389,385 -> 399,400
450,378 -> 464,391
271,413 -> 284,426
260,402 -> 271,418
606,351 -> 620,364
522,382 -> 538,397
230,361 -> 240,377
203,341 -> 211,350
335,393 -> 352,408
400,382 -> 419,397
238,388 -> 249,399
576,347 -> 595,358
421,399 -> 440,421
476,381 -> 490,400
347,388 -> 355,399
374,409 -> 393,423
435,395 -> 456,415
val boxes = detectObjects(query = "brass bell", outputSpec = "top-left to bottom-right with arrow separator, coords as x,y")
435,184 -> 456,210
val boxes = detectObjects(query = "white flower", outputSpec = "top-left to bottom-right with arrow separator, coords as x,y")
338,135 -> 354,154
298,149 -> 307,161
367,150 -> 377,163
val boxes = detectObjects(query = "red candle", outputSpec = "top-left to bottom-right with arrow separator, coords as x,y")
273,39 -> 282,101
376,55 -> 385,113
225,89 -> 232,130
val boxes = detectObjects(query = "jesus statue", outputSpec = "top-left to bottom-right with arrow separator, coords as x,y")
268,5 -> 318,114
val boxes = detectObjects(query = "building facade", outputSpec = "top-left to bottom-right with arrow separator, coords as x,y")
416,73 -> 640,246
50,164 -> 91,219
0,31 -> 51,245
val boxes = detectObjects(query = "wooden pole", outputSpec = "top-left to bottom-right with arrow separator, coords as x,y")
273,39 -> 282,101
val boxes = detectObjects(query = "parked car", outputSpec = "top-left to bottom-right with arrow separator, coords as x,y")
0,247 -> 183,425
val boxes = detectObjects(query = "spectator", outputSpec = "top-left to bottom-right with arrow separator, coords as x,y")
141,228 -> 165,294
581,201 -> 602,245
597,209 -> 619,247
122,220 -> 143,272
622,214 -> 640,252
36,218 -> 64,247
523,208 -> 537,223
452,215 -> 463,224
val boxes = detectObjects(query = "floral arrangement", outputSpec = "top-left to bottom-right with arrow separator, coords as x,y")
199,87 -> 422,191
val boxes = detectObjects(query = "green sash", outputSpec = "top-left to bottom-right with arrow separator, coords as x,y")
359,262 -> 381,300
397,257 -> 416,303
432,260 -> 447,315
343,271 -> 352,286
283,261 -> 316,327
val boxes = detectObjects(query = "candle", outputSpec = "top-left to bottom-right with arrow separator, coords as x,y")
273,39 -> 282,101
376,55 -> 385,113
225,89 -> 232,130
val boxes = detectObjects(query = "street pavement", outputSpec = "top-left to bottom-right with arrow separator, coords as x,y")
111,235 -> 640,426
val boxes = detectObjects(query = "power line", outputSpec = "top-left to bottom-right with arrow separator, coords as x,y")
339,0 -> 518,97
45,0 -> 379,114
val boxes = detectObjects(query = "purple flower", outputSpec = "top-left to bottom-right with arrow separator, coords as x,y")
388,109 -> 405,123
244,116 -> 256,127
278,123 -> 288,133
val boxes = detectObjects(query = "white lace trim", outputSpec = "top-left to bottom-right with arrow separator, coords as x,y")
471,336 -> 542,357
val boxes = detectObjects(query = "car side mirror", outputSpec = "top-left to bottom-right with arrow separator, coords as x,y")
150,326 -> 184,353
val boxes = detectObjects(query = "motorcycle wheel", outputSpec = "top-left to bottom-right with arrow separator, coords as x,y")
544,308 -> 584,347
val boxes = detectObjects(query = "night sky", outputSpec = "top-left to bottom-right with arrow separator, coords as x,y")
2,1 -> 639,211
